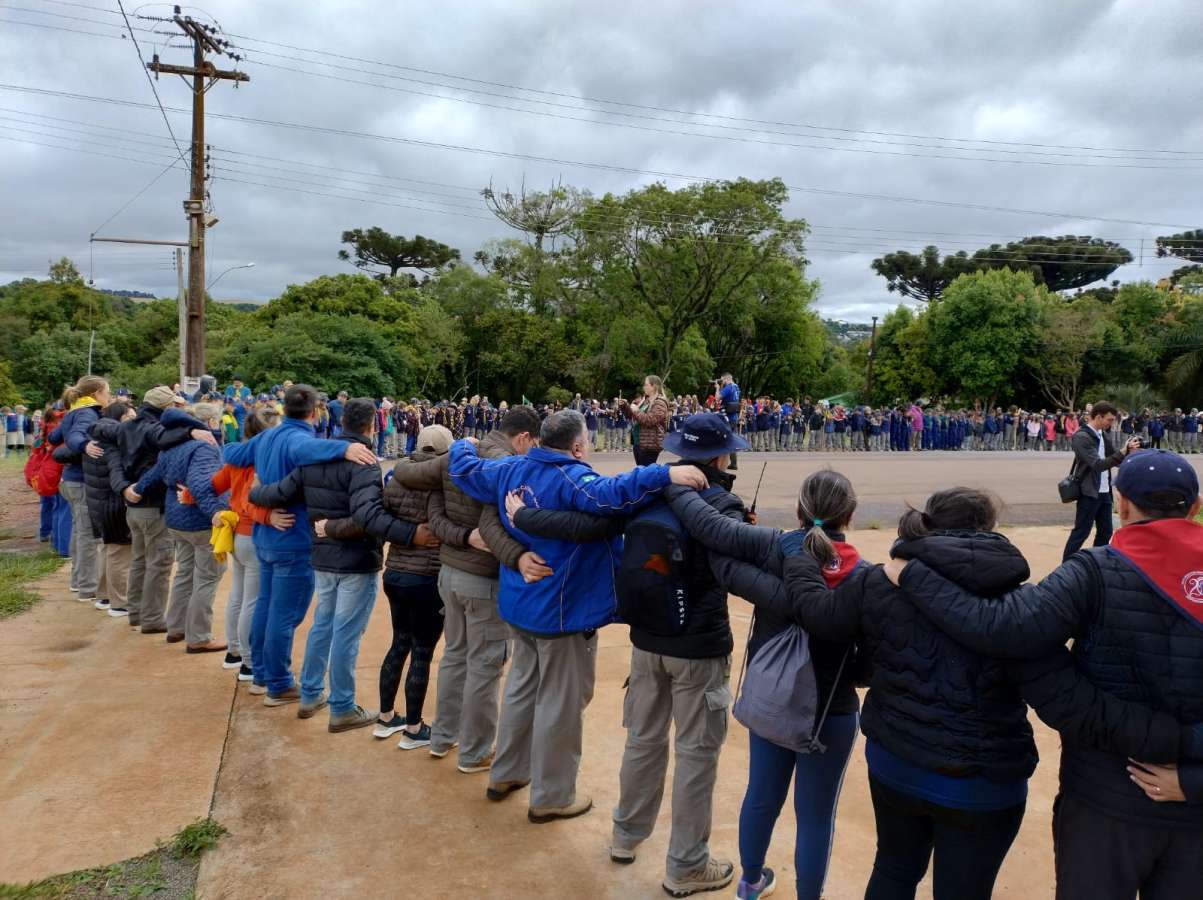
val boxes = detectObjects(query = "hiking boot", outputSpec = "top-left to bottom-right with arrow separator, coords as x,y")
237,664 -> 254,682
528,795 -> 593,824
93,598 -> 110,611
372,714 -> 407,739
107,607 -> 129,618
264,685 -> 300,707
165,632 -> 185,644
222,652 -> 243,669
486,779 -> 530,802
457,752 -> 493,775
248,682 -> 267,695
429,741 -> 458,759
661,858 -> 735,897
329,706 -> 377,733
186,640 -> 228,654
297,694 -> 328,719
609,845 -> 637,865
398,722 -> 432,750
735,868 -> 776,899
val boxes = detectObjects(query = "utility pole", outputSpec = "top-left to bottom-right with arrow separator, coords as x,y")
146,7 -> 247,389
865,315 -> 879,400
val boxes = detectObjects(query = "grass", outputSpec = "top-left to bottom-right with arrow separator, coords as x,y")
0,819 -> 225,899
0,551 -> 64,619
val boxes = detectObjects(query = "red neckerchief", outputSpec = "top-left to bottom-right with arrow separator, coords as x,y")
1108,519 -> 1203,633
823,541 -> 862,587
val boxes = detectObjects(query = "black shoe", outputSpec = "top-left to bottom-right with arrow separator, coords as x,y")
222,652 -> 243,670
237,664 -> 253,682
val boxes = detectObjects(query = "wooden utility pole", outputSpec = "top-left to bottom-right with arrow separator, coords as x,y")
865,315 -> 879,400
146,7 -> 247,385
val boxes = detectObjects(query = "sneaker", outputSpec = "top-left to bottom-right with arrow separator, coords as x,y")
264,685 -> 301,707
429,741 -> 458,759
297,693 -> 329,719
528,794 -> 593,824
222,652 -> 243,670
735,868 -> 776,899
93,598 -> 110,611
78,595 -> 96,604
69,586 -> 79,593
329,705 -> 378,733
372,714 -> 408,739
457,752 -> 494,775
486,779 -> 530,802
609,845 -> 637,865
661,858 -> 735,897
237,664 -> 254,682
398,722 -> 432,750
248,682 -> 267,695
107,607 -> 129,618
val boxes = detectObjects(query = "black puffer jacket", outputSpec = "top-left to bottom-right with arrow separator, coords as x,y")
783,532 -> 1038,782
663,485 -> 860,717
249,433 -> 416,574
895,528 -> 1203,828
82,417 -> 130,544
512,462 -> 739,659
114,403 -> 195,509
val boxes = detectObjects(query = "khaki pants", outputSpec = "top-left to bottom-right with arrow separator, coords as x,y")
491,628 -> 597,809
167,528 -> 226,644
60,481 -> 100,598
98,542 -> 131,607
611,649 -> 731,878
433,566 -> 509,765
126,507 -> 173,629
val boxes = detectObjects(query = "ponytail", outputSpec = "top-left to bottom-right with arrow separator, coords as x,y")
795,469 -> 858,569
898,487 -> 1000,541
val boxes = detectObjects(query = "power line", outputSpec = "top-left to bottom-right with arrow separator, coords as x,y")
115,0 -> 189,171
2,83 -> 1193,230
90,157 -> 184,235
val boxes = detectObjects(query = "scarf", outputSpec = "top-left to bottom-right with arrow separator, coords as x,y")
1108,518 -> 1203,633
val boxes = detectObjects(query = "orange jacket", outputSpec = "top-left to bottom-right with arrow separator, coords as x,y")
211,463 -> 274,536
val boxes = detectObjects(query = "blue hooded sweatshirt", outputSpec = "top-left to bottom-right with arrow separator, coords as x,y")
449,440 -> 671,635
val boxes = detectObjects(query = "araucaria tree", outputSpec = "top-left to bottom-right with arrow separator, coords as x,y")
338,227 -> 460,282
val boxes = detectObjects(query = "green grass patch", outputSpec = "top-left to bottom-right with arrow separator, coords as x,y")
0,551 -> 64,619
0,819 -> 225,899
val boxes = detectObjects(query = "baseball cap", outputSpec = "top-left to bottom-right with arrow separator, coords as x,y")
663,412 -> 749,460
1115,450 -> 1200,512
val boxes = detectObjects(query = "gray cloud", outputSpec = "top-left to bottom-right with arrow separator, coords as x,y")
1,0 -> 1199,319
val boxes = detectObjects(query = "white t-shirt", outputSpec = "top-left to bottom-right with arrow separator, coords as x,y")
1092,426 -> 1110,494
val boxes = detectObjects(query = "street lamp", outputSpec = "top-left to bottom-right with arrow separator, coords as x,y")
206,262 -> 255,291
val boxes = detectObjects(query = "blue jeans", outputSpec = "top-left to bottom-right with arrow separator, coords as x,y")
51,494 -> 72,558
39,496 -> 54,540
251,548 -> 315,694
300,570 -> 379,715
405,434 -> 416,456
739,713 -> 860,900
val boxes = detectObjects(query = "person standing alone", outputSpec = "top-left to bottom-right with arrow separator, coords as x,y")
1063,401 -> 1140,561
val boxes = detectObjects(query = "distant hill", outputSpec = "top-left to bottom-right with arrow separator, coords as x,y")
823,319 -> 873,345
98,288 -> 157,300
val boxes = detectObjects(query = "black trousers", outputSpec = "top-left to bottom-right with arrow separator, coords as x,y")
632,447 -> 661,467
1053,792 -> 1203,900
1062,494 -> 1113,561
864,776 -> 1025,900
379,571 -> 445,724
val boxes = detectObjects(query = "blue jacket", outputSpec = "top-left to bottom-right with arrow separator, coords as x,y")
50,401 -> 101,483
135,409 -> 228,532
222,416 -> 349,552
449,440 -> 671,635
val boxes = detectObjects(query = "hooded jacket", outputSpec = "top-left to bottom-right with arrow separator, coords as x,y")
49,398 -> 100,483
82,417 -> 130,544
134,409 -> 228,532
449,440 -> 671,635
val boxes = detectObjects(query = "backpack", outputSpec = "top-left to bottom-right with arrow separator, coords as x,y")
615,486 -> 726,636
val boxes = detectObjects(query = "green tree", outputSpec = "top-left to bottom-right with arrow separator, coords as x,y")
870,245 -> 975,303
0,360 -> 22,406
13,327 -> 121,405
337,227 -> 460,282
1156,229 -> 1203,264
48,256 -> 84,285
1032,295 -> 1109,410
864,306 -> 938,404
926,268 -> 1045,406
970,236 -> 1132,292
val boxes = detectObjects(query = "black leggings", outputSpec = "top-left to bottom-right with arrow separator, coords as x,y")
633,447 -> 661,467
379,571 -> 445,724
865,776 -> 1025,900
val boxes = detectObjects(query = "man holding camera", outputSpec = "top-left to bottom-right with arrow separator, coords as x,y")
1063,401 -> 1141,560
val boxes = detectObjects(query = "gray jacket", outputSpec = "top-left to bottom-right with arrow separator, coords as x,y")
1069,424 -> 1125,499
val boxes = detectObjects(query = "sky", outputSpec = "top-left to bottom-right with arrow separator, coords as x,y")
1,0 -> 1200,320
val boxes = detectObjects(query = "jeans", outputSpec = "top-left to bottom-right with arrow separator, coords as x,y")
39,496 -> 54,540
1063,494 -> 1113,561
224,533 -> 260,662
864,776 -> 1025,900
379,570 -> 444,724
251,548 -> 315,694
739,714 -> 860,900
300,570 -> 378,715
51,494 -> 72,558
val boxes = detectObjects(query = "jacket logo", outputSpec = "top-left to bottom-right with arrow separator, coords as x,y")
1184,572 -> 1203,605
643,554 -> 672,577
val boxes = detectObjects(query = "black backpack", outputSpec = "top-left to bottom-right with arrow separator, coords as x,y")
615,486 -> 725,636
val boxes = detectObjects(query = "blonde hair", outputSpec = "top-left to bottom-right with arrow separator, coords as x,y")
63,374 -> 108,406
644,374 -> 665,398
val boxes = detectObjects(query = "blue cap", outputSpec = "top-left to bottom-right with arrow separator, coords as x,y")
1114,450 -> 1199,512
662,412 -> 749,460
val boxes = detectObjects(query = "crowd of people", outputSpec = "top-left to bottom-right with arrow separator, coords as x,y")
15,370 -> 1203,900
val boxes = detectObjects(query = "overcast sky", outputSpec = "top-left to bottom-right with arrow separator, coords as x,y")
1,0 -> 1200,319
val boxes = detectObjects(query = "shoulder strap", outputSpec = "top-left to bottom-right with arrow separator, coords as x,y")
735,609 -> 755,700
806,644 -> 851,753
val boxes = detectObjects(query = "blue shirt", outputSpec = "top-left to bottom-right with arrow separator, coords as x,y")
866,740 -> 1027,811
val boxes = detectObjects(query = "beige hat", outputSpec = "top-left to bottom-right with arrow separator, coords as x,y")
143,385 -> 176,409
415,424 -> 453,455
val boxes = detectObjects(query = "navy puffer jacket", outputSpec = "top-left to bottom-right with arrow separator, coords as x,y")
134,409 -> 227,532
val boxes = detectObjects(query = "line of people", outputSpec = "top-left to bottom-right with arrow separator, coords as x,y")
19,374 -> 1203,899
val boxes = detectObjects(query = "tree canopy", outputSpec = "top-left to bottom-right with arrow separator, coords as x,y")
337,227 -> 460,282
870,245 -> 974,303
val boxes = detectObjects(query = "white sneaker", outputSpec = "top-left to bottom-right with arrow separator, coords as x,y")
107,607 -> 129,618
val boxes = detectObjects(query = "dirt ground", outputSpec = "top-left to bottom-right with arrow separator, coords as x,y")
4,450 -> 1193,898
